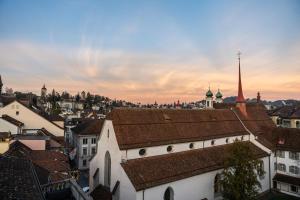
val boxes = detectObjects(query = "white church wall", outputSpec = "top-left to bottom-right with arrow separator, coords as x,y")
136,169 -> 223,200
89,120 -> 135,198
126,135 -> 249,160
0,101 -> 64,136
258,156 -> 271,193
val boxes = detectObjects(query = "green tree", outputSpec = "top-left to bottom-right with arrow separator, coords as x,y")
221,141 -> 265,200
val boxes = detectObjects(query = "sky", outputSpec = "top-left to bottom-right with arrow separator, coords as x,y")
0,0 -> 300,103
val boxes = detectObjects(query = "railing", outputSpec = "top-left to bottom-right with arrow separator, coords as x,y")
41,179 -> 93,200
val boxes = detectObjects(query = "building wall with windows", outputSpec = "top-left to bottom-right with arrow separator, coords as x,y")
273,150 -> 300,197
74,134 -> 98,170
0,101 -> 64,136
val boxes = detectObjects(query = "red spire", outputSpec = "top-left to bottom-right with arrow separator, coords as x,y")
236,52 -> 245,103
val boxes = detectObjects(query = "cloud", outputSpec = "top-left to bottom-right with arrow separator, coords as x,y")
0,39 -> 300,103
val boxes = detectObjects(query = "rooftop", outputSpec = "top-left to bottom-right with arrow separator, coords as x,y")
0,155 -> 44,200
122,142 -> 268,191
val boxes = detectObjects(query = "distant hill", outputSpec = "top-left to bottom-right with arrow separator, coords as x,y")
223,96 -> 300,107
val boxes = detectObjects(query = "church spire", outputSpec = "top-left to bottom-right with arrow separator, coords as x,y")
236,51 -> 245,103
0,75 -> 3,95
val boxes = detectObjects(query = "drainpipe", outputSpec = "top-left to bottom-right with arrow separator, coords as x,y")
268,155 -> 271,191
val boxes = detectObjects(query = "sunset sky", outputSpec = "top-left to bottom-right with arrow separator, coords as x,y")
0,0 -> 299,103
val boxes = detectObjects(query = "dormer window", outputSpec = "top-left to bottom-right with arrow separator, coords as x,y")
167,145 -> 173,152
211,140 -> 215,146
189,143 -> 194,149
139,149 -> 146,156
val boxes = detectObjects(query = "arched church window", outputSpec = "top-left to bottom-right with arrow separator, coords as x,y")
211,140 -> 215,146
104,151 -> 111,187
214,174 -> 222,197
164,187 -> 174,200
226,138 -> 229,143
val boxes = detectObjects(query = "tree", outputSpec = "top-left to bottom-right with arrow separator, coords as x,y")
221,141 -> 265,200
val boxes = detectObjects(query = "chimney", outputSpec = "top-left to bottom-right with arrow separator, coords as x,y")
257,92 -> 261,103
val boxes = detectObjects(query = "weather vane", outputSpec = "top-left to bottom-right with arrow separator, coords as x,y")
237,51 -> 241,60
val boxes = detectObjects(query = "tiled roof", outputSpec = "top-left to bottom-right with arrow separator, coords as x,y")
269,106 -> 300,119
0,155 -> 45,200
121,142 -> 268,191
5,141 -> 71,183
72,119 -> 104,136
107,108 -> 251,150
90,185 -> 112,200
271,128 -> 300,152
273,173 -> 300,186
2,114 -> 24,127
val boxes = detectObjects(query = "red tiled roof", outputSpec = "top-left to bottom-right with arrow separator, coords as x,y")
72,119 -> 104,136
107,108 -> 250,150
121,142 -> 268,191
273,173 -> 300,186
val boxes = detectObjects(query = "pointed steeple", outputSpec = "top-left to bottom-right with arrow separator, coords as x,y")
236,51 -> 245,103
0,75 -> 3,95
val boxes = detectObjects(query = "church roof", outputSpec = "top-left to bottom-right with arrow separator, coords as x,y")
206,88 -> 213,97
215,89 -> 223,98
107,108 -> 250,150
121,142 -> 268,191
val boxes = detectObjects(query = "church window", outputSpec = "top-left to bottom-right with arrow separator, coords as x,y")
16,111 -> 19,115
139,148 -> 146,156
258,160 -> 265,180
226,138 -> 229,143
107,129 -> 110,138
163,187 -> 174,200
241,136 -> 244,141
214,174 -> 222,197
167,146 -> 173,152
189,143 -> 194,149
211,140 -> 215,146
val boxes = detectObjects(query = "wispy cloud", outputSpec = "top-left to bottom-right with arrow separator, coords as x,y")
0,39 -> 299,103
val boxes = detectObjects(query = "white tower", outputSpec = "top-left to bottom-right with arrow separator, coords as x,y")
215,89 -> 223,103
205,87 -> 214,109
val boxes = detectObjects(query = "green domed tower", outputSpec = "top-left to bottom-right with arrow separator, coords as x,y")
205,87 -> 214,109
215,89 -> 223,103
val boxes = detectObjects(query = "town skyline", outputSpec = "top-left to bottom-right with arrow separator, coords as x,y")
1,0 -> 300,103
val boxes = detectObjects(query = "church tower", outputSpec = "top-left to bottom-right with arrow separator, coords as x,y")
235,52 -> 247,115
215,89 -> 223,103
205,87 -> 214,109
0,75 -> 3,95
41,84 -> 47,98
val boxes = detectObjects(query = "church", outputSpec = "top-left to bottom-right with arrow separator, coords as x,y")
88,56 -> 300,200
